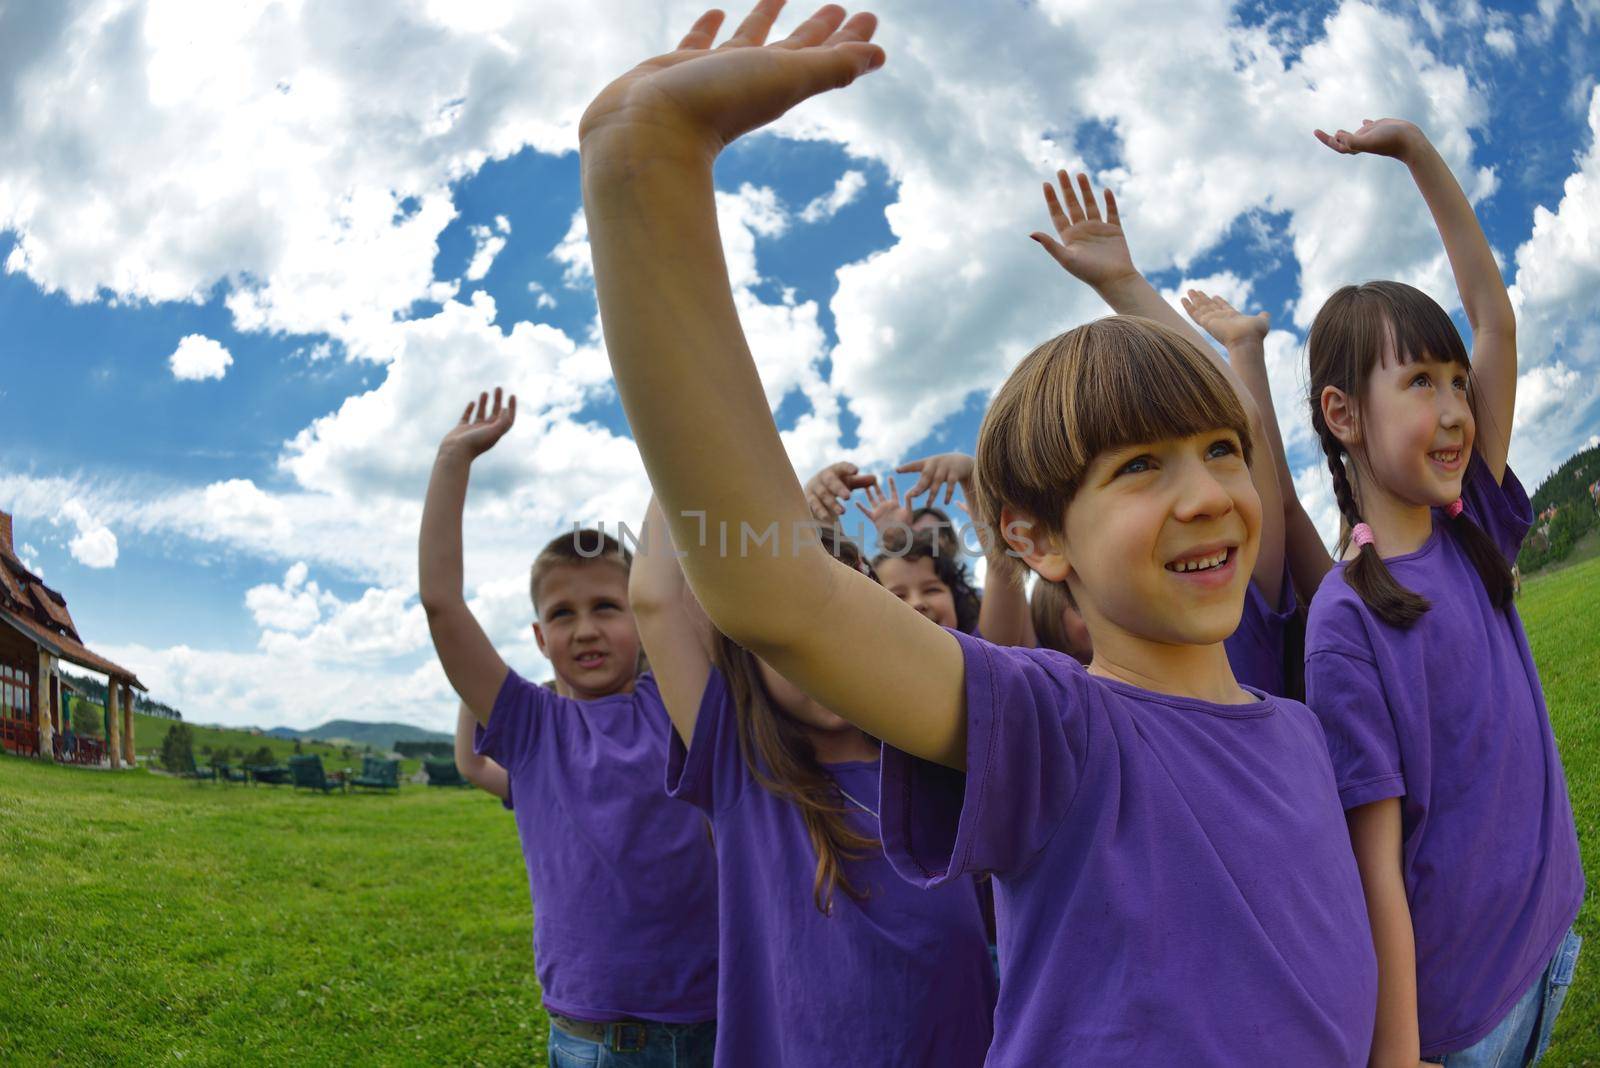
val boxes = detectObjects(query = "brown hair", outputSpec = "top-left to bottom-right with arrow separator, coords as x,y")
529,528 -> 632,616
975,316 -> 1255,587
1029,577 -> 1078,654
711,526 -> 879,915
871,529 -> 981,634
1307,281 -> 1513,627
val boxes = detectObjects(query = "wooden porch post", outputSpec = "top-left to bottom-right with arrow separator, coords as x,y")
107,682 -> 121,769
122,683 -> 135,766
35,650 -> 55,761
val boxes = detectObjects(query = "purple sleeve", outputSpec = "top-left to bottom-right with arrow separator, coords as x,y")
1304,649 -> 1405,809
880,630 -> 1088,886
665,668 -> 748,813
473,669 -> 549,781
1460,453 -> 1532,562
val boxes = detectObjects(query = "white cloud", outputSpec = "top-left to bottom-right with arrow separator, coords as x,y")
527,280 -> 557,309
1505,84 -> 1600,483
464,214 -> 510,281
57,498 -> 118,569
167,333 -> 234,381
244,561 -> 333,633
800,170 -> 867,223
18,542 -> 43,578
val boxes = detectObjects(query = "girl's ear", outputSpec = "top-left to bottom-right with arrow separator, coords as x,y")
1320,385 -> 1360,449
1000,506 -> 1072,583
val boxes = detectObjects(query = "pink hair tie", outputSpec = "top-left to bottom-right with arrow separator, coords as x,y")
1351,523 -> 1375,549
1446,497 -> 1465,518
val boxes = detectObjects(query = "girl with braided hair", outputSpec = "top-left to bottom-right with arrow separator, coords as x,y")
1301,118 -> 1583,1067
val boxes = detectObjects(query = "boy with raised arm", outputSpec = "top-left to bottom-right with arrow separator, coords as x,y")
419,389 -> 718,1066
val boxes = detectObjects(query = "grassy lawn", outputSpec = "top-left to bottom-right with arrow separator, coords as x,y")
0,765 -> 539,1065
0,555 -> 1595,1065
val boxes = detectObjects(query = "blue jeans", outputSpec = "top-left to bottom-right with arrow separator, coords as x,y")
1428,927 -> 1582,1067
547,1019 -> 715,1068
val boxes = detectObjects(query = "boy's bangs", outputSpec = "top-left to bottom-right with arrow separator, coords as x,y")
1066,324 -> 1254,470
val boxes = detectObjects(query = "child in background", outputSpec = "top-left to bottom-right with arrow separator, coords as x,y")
1031,170 -> 1304,697
1302,117 -> 1583,1067
579,6 -> 1375,1063
808,451 -> 1035,646
419,390 -> 718,1067
633,498 -> 996,1067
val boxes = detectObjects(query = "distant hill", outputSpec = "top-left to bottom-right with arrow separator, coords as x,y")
1520,444 -> 1600,573
260,719 -> 450,751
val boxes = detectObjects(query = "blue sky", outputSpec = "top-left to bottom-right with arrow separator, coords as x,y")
2,0 -> 1597,730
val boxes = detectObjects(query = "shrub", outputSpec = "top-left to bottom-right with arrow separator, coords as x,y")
160,724 -> 195,773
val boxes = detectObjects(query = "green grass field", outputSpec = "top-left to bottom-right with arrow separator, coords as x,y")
1,556 -> 1596,1064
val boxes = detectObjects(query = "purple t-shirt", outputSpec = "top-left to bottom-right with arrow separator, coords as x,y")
475,669 -> 718,1023
880,630 -> 1376,1066
1304,457 -> 1584,1057
1224,561 -> 1298,697
666,669 -> 997,1067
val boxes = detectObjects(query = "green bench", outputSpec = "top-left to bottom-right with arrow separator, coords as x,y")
174,751 -> 216,782
213,761 -> 250,784
350,756 -> 400,793
423,757 -> 470,787
246,763 -> 291,786
289,754 -> 345,794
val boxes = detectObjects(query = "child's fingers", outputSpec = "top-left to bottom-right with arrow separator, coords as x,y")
821,10 -> 877,47
1029,232 -> 1075,272
1057,170 -> 1087,225
886,475 -> 899,502
505,394 -> 517,425
1103,187 -> 1120,226
854,501 -> 873,522
895,458 -> 925,473
774,4 -> 847,48
459,402 -> 474,424
475,391 -> 489,422
490,386 -> 504,419
720,0 -> 787,48
1076,174 -> 1101,222
1042,182 -> 1071,234
675,9 -> 727,50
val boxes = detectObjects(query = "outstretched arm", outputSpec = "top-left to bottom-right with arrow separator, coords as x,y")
899,452 -> 1036,647
1033,173 -> 1283,603
420,389 -> 516,724
630,497 -> 715,746
581,4 -> 967,768
454,700 -> 509,801
1316,119 -> 1516,481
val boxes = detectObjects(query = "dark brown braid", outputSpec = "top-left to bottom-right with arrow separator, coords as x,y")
1313,414 -> 1429,627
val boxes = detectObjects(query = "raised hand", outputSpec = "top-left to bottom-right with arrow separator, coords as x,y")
1181,290 -> 1270,350
804,460 -> 877,520
578,1 -> 885,162
897,452 -> 974,507
856,476 -> 915,535
1030,170 -> 1137,291
1313,118 -> 1422,161
438,388 -> 517,459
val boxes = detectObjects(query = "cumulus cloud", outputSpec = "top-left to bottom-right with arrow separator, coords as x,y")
464,213 -> 510,281
56,498 -> 118,568
800,170 -> 867,223
244,561 -> 332,633
167,333 -> 234,381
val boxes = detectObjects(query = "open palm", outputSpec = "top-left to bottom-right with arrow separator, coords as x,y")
440,388 -> 517,459
1313,118 -> 1421,160
1030,170 -> 1136,289
579,1 -> 884,161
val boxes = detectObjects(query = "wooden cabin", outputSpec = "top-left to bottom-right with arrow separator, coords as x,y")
0,510 -> 146,767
